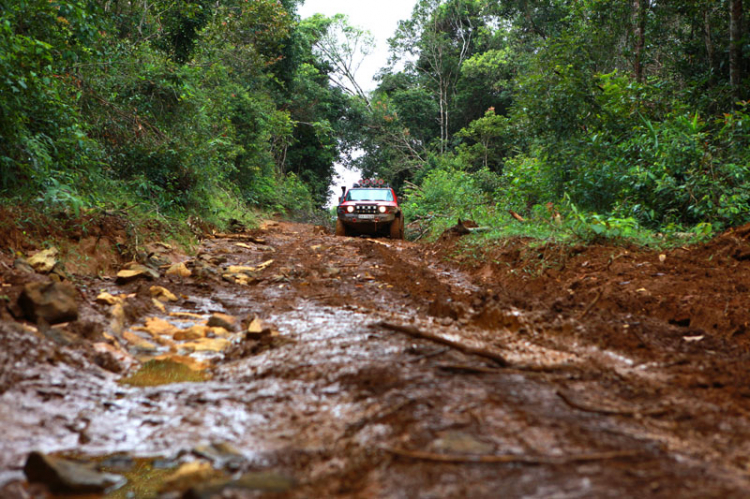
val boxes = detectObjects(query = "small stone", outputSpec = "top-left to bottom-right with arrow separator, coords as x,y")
246,317 -> 273,339
207,313 -> 238,331
123,331 -> 157,351
23,451 -> 124,495
174,325 -> 209,341
18,281 -> 78,325
27,248 -> 58,274
161,461 -> 218,492
166,262 -> 192,278
150,286 -> 178,302
116,264 -> 158,284
13,258 -> 35,274
180,337 -> 231,352
96,292 -> 123,306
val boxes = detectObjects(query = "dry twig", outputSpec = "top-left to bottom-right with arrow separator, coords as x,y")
384,447 -> 640,464
556,390 -> 667,417
375,322 -> 509,367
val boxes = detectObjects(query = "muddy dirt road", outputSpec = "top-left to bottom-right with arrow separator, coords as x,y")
3,221 -> 750,498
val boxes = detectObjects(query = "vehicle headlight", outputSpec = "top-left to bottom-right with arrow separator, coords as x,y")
346,206 -> 354,213
378,206 -> 387,213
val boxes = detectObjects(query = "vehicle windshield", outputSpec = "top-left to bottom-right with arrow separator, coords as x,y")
346,189 -> 393,202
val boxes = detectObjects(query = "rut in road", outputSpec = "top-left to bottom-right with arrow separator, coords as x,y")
2,221 -> 750,498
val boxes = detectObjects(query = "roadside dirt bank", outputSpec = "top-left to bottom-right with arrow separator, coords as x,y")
1,220 -> 750,498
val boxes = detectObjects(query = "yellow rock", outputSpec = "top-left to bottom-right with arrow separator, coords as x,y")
152,298 -> 166,313
181,337 -> 231,352
247,317 -> 264,334
151,354 -> 208,371
166,262 -> 192,278
174,325 -> 209,341
163,461 -> 217,491
135,317 -> 179,337
28,247 -> 58,273
209,327 -> 231,338
255,259 -> 274,270
227,265 -> 257,274
150,286 -> 178,302
117,269 -> 145,279
169,311 -> 204,319
96,292 -> 121,306
123,331 -> 157,350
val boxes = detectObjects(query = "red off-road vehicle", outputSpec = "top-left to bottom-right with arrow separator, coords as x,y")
335,179 -> 404,239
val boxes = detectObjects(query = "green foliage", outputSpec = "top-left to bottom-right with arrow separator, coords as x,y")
0,0 -> 342,224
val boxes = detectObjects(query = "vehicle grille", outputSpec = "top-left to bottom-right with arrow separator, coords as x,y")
355,204 -> 378,214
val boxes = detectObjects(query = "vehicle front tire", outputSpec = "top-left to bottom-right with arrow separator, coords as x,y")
389,216 -> 404,240
335,219 -> 347,237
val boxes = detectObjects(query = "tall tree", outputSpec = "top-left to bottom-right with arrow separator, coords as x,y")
730,0 -> 743,93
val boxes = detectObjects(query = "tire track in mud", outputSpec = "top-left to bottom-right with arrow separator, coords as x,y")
1,223 -> 750,497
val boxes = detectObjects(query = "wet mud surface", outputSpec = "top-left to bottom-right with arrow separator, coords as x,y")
3,221 -> 750,497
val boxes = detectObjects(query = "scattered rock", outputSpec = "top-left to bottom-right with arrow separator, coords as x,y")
116,264 -> 158,284
13,258 -> 35,274
27,248 -> 59,274
180,337 -> 231,353
150,286 -> 179,302
162,461 -> 219,492
184,471 -> 296,499
174,325 -> 209,341
92,342 -> 135,373
166,262 -> 192,278
207,313 -> 238,331
226,265 -> 258,274
192,442 -> 245,470
135,317 -> 179,338
18,281 -> 79,325
96,292 -> 121,306
23,451 -> 124,495
123,331 -> 158,351
246,317 -> 273,339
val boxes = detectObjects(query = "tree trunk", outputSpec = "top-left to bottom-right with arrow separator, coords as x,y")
632,0 -> 647,83
730,0 -> 743,92
704,7 -> 715,76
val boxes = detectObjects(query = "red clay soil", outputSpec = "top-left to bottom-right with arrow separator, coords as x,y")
2,218 -> 750,498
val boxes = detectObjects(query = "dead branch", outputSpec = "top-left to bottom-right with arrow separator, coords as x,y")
211,234 -> 267,245
375,322 -> 509,367
384,447 -> 640,464
556,390 -> 667,417
579,291 -> 602,319
437,364 -> 502,374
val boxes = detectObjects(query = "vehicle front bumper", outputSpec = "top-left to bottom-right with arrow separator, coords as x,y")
339,213 -> 396,226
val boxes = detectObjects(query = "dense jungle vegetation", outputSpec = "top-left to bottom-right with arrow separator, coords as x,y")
3,0 -> 750,241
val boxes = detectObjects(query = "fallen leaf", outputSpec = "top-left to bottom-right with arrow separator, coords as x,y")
636,288 -> 647,293
235,243 -> 254,250
152,298 -> 166,313
659,254 -> 667,263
